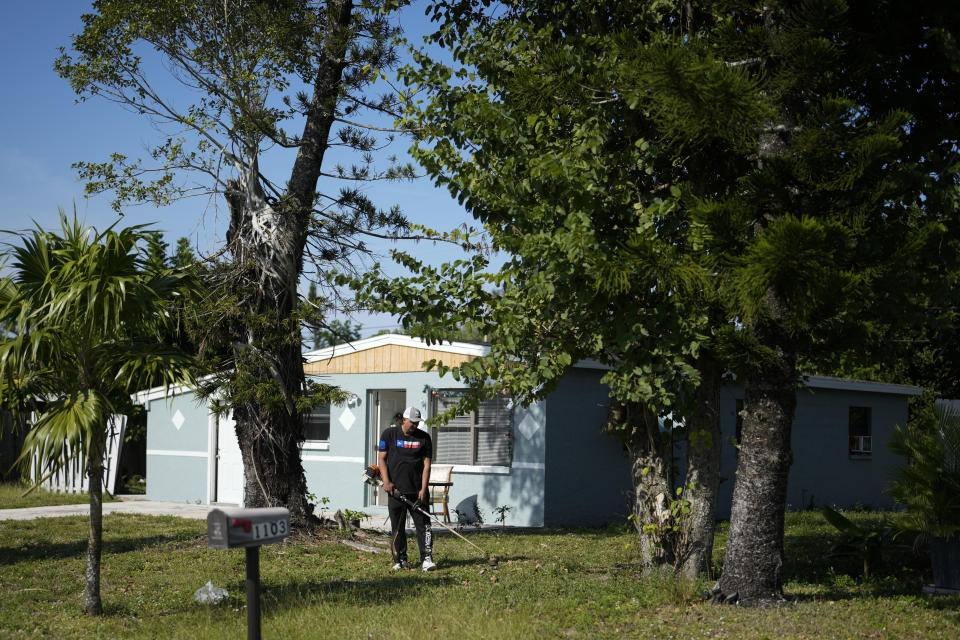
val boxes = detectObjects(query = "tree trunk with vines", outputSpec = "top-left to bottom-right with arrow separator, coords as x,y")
609,400 -> 676,574
225,0 -> 354,529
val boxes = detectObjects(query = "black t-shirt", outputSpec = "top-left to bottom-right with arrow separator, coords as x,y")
378,425 -> 433,494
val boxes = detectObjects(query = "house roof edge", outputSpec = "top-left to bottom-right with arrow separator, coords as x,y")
304,334 -> 490,363
802,375 -> 922,396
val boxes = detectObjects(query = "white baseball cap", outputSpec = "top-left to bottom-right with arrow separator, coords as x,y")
402,407 -> 423,423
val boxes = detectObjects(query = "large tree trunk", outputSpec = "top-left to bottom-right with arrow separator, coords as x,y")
226,191 -> 314,526
225,0 -> 354,529
718,309 -> 796,605
679,355 -> 722,580
83,461 -> 104,615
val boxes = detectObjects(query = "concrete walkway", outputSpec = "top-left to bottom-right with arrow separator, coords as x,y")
0,495 -> 210,521
0,495 -> 398,531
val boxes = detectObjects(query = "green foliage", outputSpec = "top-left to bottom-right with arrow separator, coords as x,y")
350,0 -> 726,423
632,483 -> 694,573
118,473 -> 146,495
302,282 -> 363,349
0,212 -> 195,482
729,215 -> 854,329
353,0 -> 960,432
822,505 -> 899,580
354,1 -> 960,596
0,213 -> 196,614
55,4 -> 417,520
494,504 -> 512,531
56,0 -> 415,210
887,401 -> 960,545
342,509 -> 368,522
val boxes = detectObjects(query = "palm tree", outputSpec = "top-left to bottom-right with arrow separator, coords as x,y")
0,212 -> 194,615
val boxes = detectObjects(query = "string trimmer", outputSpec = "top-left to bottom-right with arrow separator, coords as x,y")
361,465 -> 497,566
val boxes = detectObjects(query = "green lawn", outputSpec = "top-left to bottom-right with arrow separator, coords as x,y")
0,511 -> 957,639
0,482 -> 116,509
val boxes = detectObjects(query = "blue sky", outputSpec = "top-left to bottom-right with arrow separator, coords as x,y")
0,1 -> 486,336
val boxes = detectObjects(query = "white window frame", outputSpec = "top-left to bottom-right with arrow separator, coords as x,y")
430,390 -> 513,468
302,403 -> 331,450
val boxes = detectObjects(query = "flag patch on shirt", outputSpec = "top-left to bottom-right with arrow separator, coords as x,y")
396,439 -> 421,449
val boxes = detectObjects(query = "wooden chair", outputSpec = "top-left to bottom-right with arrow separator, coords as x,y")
428,464 -> 453,523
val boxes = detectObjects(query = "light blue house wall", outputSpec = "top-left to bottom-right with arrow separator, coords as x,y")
543,367 -> 631,527
144,391 -> 212,504
717,377 -> 919,518
297,371 -> 434,514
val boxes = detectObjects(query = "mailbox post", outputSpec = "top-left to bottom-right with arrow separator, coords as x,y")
207,507 -> 290,640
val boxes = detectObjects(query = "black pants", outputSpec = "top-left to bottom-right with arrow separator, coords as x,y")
388,493 -> 433,562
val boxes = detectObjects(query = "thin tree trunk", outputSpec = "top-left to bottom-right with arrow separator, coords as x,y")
83,461 -> 104,615
226,0 -> 354,529
610,400 -> 675,574
679,355 -> 722,580
718,308 -> 796,605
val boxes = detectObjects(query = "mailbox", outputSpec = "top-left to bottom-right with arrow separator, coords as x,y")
207,507 -> 290,549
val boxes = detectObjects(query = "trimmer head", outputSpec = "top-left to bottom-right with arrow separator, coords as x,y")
361,465 -> 383,487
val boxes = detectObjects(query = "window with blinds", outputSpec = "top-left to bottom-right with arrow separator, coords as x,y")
303,404 -> 330,442
431,392 -> 513,467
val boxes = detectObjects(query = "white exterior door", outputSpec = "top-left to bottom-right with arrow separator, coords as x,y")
215,411 -> 244,505
369,390 -> 405,506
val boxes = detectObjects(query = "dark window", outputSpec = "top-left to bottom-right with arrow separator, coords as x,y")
848,406 -> 872,456
430,391 -> 513,467
304,404 -> 331,442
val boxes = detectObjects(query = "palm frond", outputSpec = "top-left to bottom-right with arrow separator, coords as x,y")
0,212 -> 196,484
15,389 -> 111,479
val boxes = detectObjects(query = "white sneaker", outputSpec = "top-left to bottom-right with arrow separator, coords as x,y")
391,560 -> 409,571
421,556 -> 437,572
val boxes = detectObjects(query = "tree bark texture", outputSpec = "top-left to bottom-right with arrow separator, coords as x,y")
718,310 -> 797,605
83,462 -> 104,615
609,400 -> 676,574
680,356 -> 722,580
226,0 -> 354,528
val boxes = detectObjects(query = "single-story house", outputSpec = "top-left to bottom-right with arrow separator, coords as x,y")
137,334 -> 625,527
136,334 -> 921,526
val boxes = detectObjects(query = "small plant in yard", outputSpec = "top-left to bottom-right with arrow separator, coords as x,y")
821,505 -> 900,580
317,495 -> 331,519
119,474 -> 146,495
342,509 -> 368,523
453,508 -> 468,531
471,501 -> 485,529
494,504 -> 512,531
888,402 -> 960,545
888,400 -> 960,589
452,504 -> 486,530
